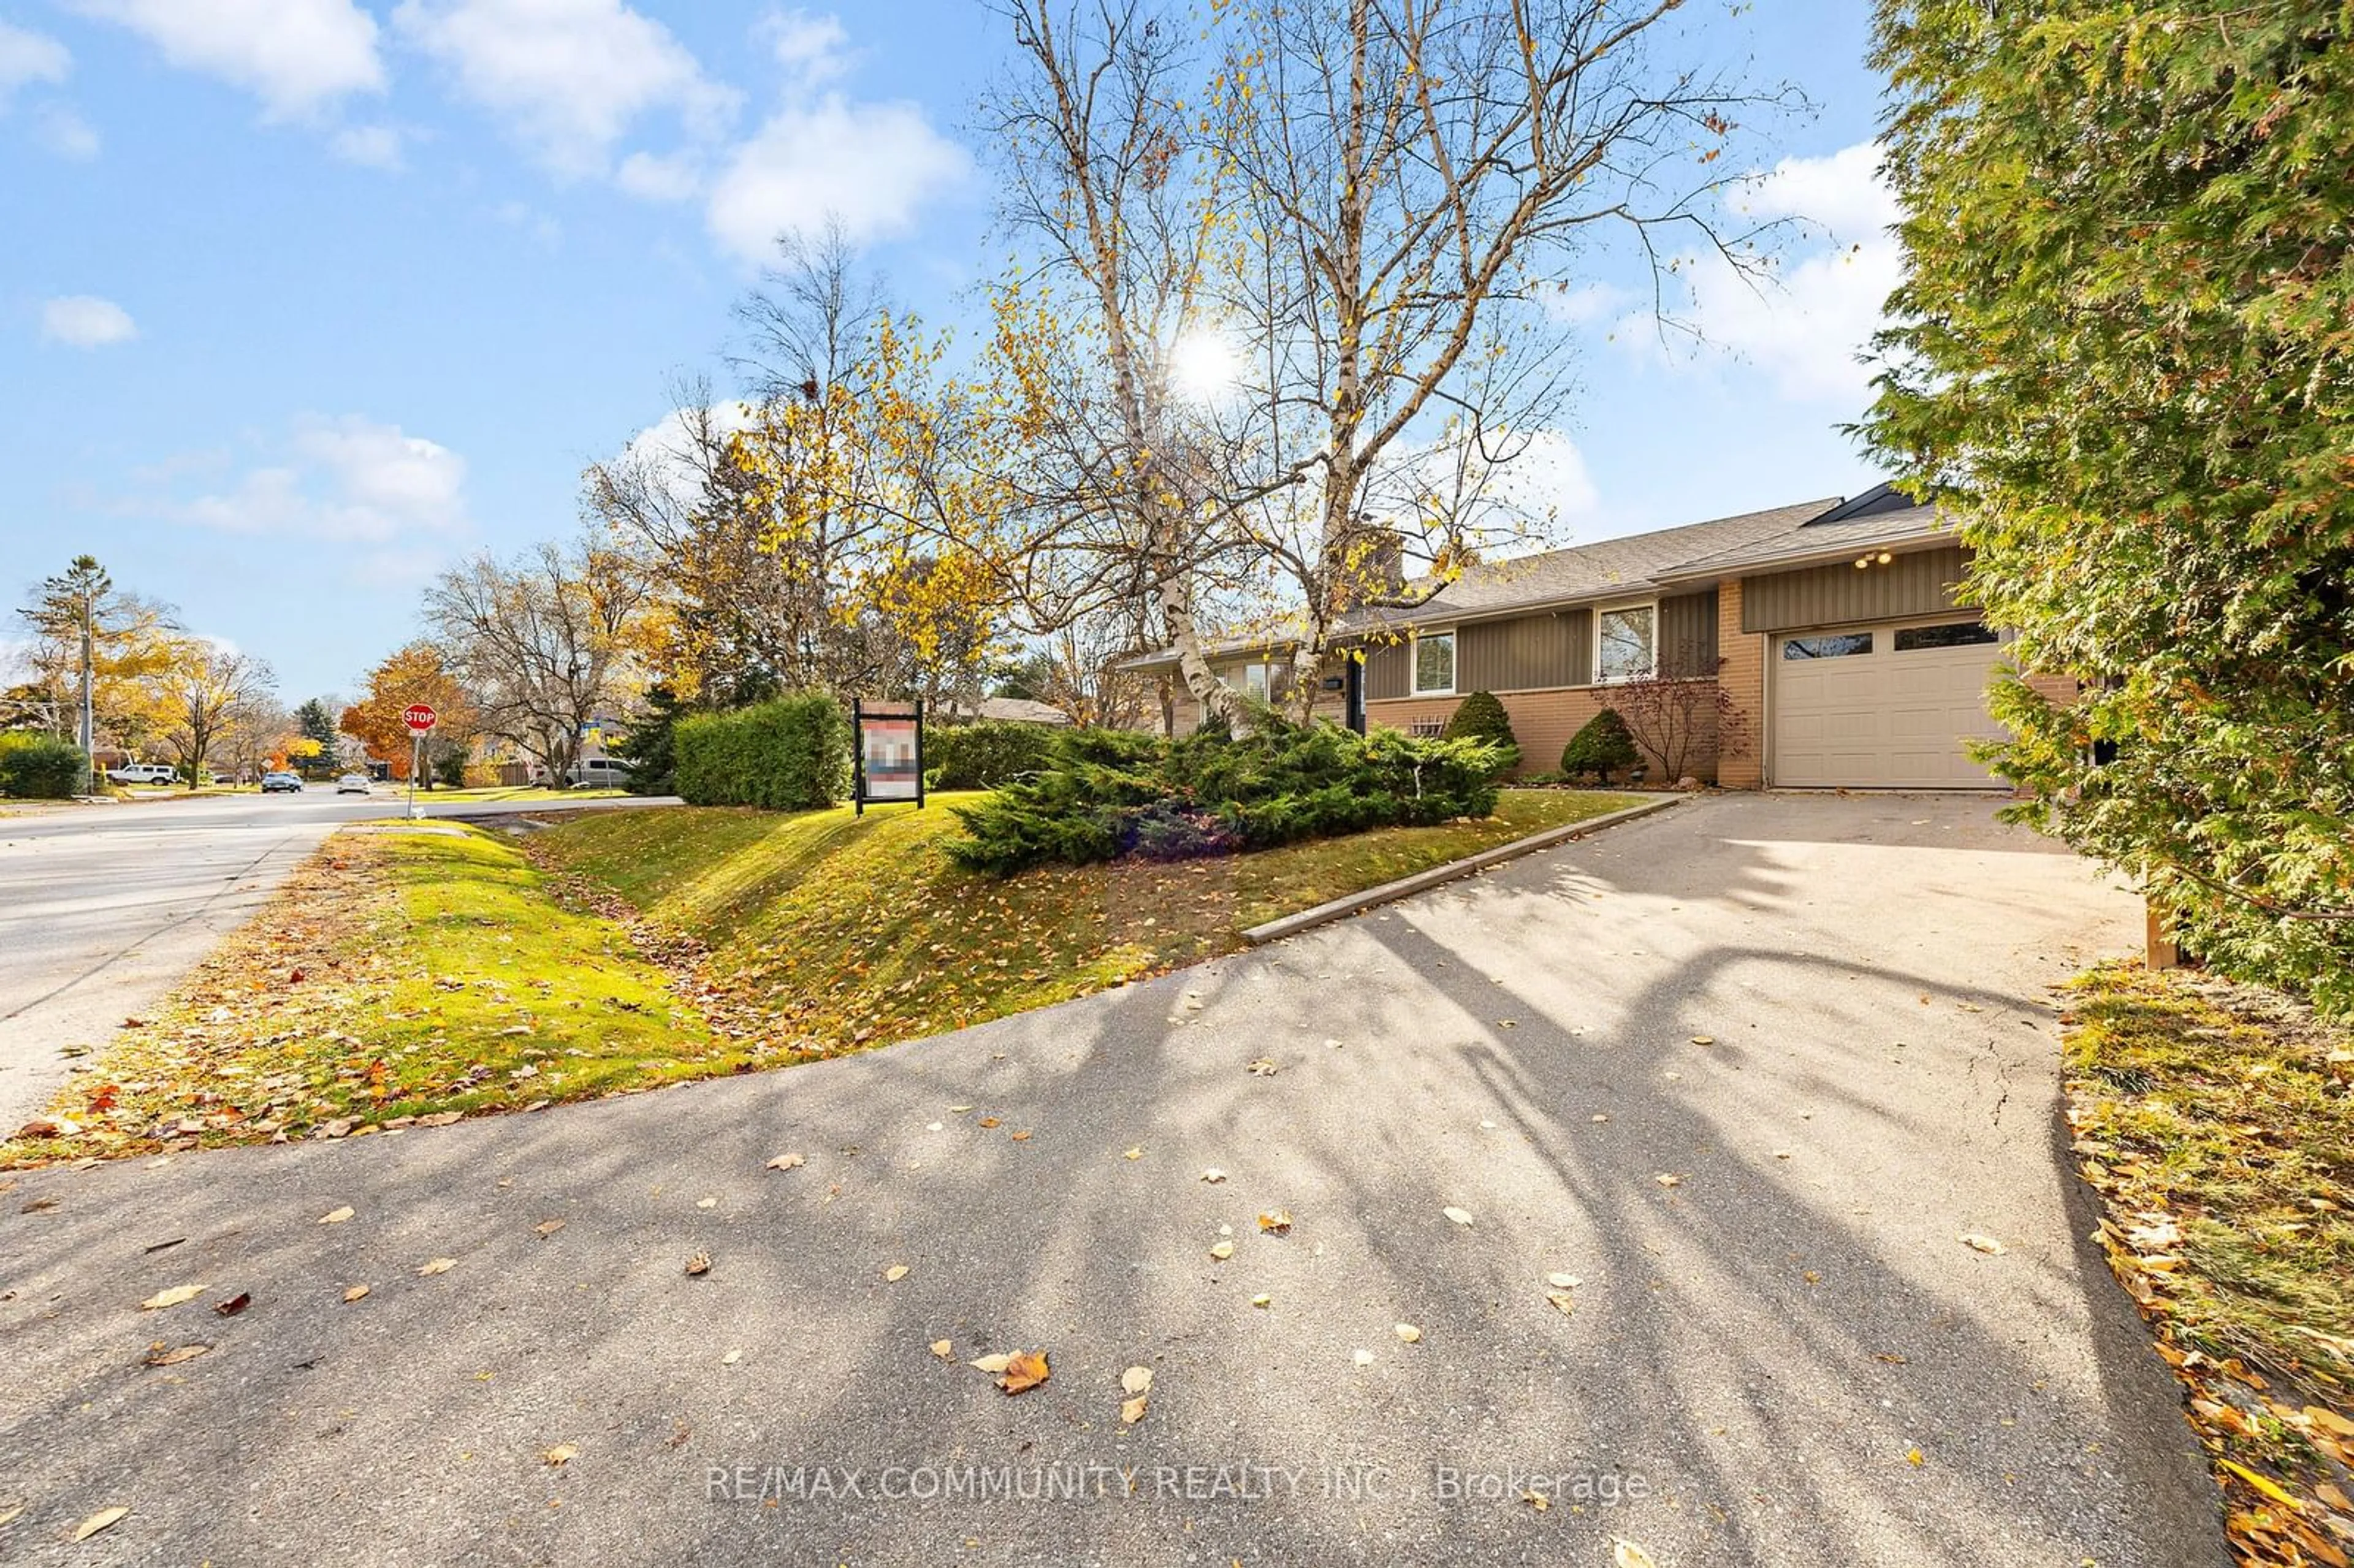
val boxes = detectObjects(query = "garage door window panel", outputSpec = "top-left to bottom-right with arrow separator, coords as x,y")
1782,632 -> 1874,660
1894,622 -> 2000,652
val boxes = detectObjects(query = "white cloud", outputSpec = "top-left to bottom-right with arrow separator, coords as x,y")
615,148 -> 701,201
493,199 -> 563,248
66,0 -> 384,118
1542,280 -> 1637,329
758,9 -> 852,88
393,0 -> 737,176
1482,429 -> 1600,524
1607,141 -> 1902,405
34,105 -> 101,159
174,414 -> 470,543
0,20 -> 70,102
330,124 -> 407,170
41,295 -> 137,347
706,96 -> 968,263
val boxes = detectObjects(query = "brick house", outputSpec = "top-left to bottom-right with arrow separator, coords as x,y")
1130,485 -> 2042,790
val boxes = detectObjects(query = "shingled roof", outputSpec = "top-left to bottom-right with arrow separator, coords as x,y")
1336,495 -> 1842,633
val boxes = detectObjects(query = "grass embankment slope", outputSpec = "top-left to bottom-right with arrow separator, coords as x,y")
3,827 -> 747,1166
530,787 -> 1640,1056
2063,965 -> 2354,1565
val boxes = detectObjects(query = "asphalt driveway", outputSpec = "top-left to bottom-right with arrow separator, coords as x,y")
0,794 -> 2225,1566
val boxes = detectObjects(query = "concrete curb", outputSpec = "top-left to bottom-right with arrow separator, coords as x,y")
1241,794 -> 1683,946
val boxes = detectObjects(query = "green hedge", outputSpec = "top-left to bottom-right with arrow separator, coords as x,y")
0,733 -> 88,798
926,719 -> 1060,791
947,719 -> 1506,875
674,695 -> 850,810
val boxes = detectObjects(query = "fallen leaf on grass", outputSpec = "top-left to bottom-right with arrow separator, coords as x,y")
544,1445 -> 577,1467
1208,1240 -> 1235,1261
1257,1211 -> 1292,1235
1442,1206 -> 1474,1227
764,1152 -> 806,1171
1394,1323 -> 1422,1344
418,1257 -> 456,1277
140,1285 -> 200,1310
419,1111 -> 463,1127
343,1285 -> 370,1303
534,1220 -> 565,1239
212,1292 -> 249,1317
885,1265 -> 909,1282
1959,1233 -> 2006,1255
318,1206 -> 354,1225
74,1507 -> 129,1542
145,1344 -> 210,1367
684,1252 -> 711,1277
929,1341 -> 953,1360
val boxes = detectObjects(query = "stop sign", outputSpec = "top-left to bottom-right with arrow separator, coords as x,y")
402,703 -> 439,734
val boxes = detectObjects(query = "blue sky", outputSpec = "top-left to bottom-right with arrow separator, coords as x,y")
1,1 -> 1897,704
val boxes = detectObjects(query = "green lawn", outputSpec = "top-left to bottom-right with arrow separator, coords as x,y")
2,826 -> 748,1165
531,787 -> 1641,1056
2062,964 -> 2354,1554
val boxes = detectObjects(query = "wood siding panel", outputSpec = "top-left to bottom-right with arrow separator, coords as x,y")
1659,590 -> 1719,677
1740,546 -> 1971,634
1460,609 -> 1588,692
1363,640 -> 1411,701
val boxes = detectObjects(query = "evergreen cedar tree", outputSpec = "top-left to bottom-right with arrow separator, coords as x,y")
1865,2 -> 2354,1014
1561,709 -> 1639,782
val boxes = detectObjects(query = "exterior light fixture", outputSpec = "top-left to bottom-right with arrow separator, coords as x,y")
1854,557 -> 1871,570
1877,551 -> 1894,565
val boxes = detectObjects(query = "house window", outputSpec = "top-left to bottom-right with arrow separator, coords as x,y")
1781,632 -> 1875,660
1411,632 -> 1455,695
1227,661 -> 1291,702
1595,604 -> 1656,683
1894,621 -> 2000,652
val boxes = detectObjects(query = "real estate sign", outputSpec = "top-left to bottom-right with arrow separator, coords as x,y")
853,700 -> 924,815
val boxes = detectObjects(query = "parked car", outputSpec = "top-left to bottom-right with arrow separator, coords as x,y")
106,763 -> 178,786
564,757 -> 634,788
261,772 -> 303,793
334,773 -> 371,794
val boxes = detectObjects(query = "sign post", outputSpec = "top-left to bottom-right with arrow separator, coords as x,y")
851,698 -> 924,816
402,703 -> 438,820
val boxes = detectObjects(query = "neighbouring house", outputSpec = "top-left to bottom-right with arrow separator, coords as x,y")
1127,485 -> 2062,790
937,697 -> 1075,727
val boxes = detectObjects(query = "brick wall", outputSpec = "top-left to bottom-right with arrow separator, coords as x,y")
1716,579 -> 1766,788
1368,685 -> 1723,782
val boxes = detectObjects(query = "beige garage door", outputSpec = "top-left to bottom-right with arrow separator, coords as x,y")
1770,618 -> 2009,788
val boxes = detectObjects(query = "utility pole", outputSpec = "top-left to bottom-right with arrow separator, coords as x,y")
79,579 -> 96,793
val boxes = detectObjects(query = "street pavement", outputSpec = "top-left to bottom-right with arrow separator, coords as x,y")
0,794 -> 2225,1566
0,790 -> 677,1132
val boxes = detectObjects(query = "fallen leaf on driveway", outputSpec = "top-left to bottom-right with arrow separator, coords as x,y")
1208,1240 -> 1235,1261
1959,1233 -> 2006,1255
1010,1130 -> 1032,1142
885,1265 -> 909,1282
1121,1394 -> 1149,1424
211,1292 -> 249,1317
684,1252 -> 711,1276
1906,1446 -> 1925,1466
0,1502 -> 21,1526
1655,1173 -> 1683,1188
74,1507 -> 129,1542
1545,1290 -> 1576,1317
534,1220 -> 565,1239
1523,1490 -> 1547,1511
140,1285 -> 200,1310
1591,1113 -> 1610,1124
1122,1147 -> 1141,1161
1691,1035 -> 1715,1046
764,1152 -> 806,1171
1545,1272 -> 1581,1290
1246,1058 -> 1279,1076
969,1353 -> 1013,1373
929,1340 -> 953,1360
1442,1206 -> 1474,1226
996,1351 -> 1050,1395
343,1285 -> 370,1303
722,1348 -> 743,1366
1395,1323 -> 1422,1344
1257,1211 -> 1292,1235
418,1257 -> 456,1276
544,1445 -> 577,1467
1200,1168 -> 1227,1184
1122,1366 -> 1154,1396
1352,1349 -> 1374,1367
144,1344 -> 210,1366
1613,1540 -> 1657,1568
318,1206 -> 354,1225
977,1117 -> 1001,1128
1251,1293 -> 1271,1308
695,1197 -> 717,1210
